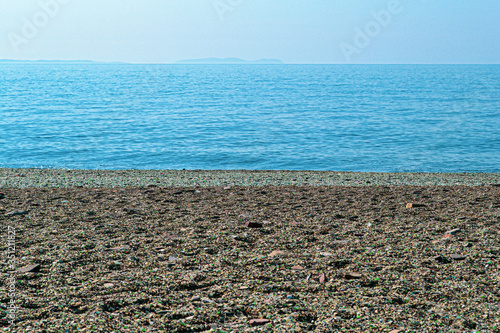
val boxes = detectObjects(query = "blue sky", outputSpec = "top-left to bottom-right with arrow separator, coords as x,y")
1,0 -> 499,64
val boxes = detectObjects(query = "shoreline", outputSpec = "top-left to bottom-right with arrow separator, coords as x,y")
1,168 -> 499,188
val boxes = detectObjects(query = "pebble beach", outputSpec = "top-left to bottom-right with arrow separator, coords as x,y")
1,169 -> 499,332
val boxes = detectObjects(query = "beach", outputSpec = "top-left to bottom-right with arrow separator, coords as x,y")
1,169 -> 499,332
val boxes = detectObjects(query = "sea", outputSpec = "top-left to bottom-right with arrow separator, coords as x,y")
1,63 -> 499,173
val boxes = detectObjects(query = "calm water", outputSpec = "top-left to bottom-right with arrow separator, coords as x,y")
1,64 -> 499,172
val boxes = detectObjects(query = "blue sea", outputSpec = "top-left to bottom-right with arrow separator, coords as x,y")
1,64 -> 499,172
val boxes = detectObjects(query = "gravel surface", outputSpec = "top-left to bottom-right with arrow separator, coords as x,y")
1,184 -> 499,332
1,168 -> 500,187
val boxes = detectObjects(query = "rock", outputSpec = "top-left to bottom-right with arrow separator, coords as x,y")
450,254 -> 466,260
446,228 -> 461,235
248,318 -> 270,326
17,264 -> 41,273
432,234 -> 453,243
432,255 -> 450,264
319,252 -> 334,256
291,265 -> 304,270
223,186 -> 232,190
169,255 -> 179,262
6,210 -> 29,217
108,261 -> 121,270
245,221 -> 262,228
191,296 -> 201,302
268,250 -> 285,257
319,273 -> 326,284
201,297 -> 214,304
157,310 -> 169,315
104,283 -> 114,288
388,330 -> 403,333
104,246 -> 131,252
406,203 -> 426,208
123,208 -> 140,215
331,240 -> 349,245
344,272 -> 362,280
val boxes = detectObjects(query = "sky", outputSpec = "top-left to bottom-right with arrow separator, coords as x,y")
0,0 -> 499,64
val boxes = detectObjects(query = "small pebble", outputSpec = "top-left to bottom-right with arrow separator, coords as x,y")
249,319 -> 270,326
344,272 -> 362,279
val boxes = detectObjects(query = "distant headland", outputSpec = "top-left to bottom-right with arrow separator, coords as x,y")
0,58 -> 285,65
175,57 -> 284,64
0,59 -> 123,64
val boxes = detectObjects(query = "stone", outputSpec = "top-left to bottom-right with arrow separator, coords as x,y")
446,228 -> 461,235
291,265 -> 304,270
104,246 -> 131,252
432,255 -> 450,264
223,186 -> 232,190
5,210 -> 29,217
191,296 -> 201,302
248,318 -> 270,326
450,254 -> 466,260
201,297 -> 214,303
432,234 -> 453,243
319,252 -> 334,256
245,221 -> 262,228
104,283 -> 114,288
17,264 -> 41,273
108,261 -> 121,270
123,207 -> 140,215
331,240 -> 349,245
406,203 -> 426,208
169,255 -> 179,262
344,272 -> 362,279
319,273 -> 326,284
268,250 -> 285,257
388,330 -> 403,333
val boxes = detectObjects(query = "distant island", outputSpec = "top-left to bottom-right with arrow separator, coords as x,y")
175,57 -> 284,64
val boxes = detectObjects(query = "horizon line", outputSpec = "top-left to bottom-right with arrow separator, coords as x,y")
1,59 -> 499,65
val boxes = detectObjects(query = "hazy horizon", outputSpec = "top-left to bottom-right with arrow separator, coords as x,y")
1,0 -> 499,65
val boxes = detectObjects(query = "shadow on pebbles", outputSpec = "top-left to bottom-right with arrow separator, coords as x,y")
0,185 -> 499,332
